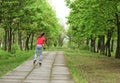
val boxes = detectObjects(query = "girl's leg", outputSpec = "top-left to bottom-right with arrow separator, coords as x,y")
34,46 -> 38,61
39,45 -> 43,61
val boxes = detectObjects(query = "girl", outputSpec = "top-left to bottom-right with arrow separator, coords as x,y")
33,32 -> 46,65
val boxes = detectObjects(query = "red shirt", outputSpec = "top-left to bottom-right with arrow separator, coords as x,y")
36,36 -> 45,45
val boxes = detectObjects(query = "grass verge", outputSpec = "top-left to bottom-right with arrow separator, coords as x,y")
0,50 -> 33,77
65,49 -> 120,83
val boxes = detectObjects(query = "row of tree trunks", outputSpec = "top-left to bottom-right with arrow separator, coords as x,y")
90,33 -> 114,57
4,27 -> 13,52
4,27 -> 35,52
88,13 -> 120,58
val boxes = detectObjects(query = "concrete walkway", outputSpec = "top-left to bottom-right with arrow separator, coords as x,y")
0,51 -> 74,83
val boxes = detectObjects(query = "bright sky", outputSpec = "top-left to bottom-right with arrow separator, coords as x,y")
48,0 -> 70,29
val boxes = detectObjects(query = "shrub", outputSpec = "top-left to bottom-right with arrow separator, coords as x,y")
0,50 -> 11,59
11,44 -> 20,54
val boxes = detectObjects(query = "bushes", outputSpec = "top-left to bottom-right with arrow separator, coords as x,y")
79,45 -> 90,50
0,50 -> 12,59
11,44 -> 20,54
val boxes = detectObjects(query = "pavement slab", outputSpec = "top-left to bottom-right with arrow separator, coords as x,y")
0,51 -> 74,83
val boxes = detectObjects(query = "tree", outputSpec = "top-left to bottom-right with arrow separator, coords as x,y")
1,0 -> 62,52
66,0 -> 120,58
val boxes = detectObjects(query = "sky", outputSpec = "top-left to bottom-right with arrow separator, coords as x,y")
48,0 -> 70,29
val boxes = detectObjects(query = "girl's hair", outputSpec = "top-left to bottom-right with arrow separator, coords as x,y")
37,32 -> 45,38
40,32 -> 45,37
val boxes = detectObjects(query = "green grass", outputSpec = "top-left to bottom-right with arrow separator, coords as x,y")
65,49 -> 120,83
0,50 -> 33,77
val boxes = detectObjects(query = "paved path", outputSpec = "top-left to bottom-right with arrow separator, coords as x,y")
0,51 -> 74,83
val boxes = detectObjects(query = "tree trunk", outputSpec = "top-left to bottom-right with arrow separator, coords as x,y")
93,38 -> 96,53
115,13 -> 120,58
25,33 -> 31,50
97,35 -> 105,54
4,28 -> 8,51
100,35 -> 105,54
97,36 -> 101,53
58,34 -> 64,47
18,30 -> 23,50
105,47 -> 107,56
90,36 -> 96,53
12,32 -> 15,44
86,38 -> 89,46
8,27 -> 12,52
69,35 -> 72,48
111,39 -> 114,52
30,33 -> 34,50
105,29 -> 113,57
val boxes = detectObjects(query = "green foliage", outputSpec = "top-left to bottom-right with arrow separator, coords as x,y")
66,0 -> 120,47
79,45 -> 90,50
0,28 -> 4,42
11,44 -> 20,54
1,0 -> 62,51
0,50 -> 33,77
0,50 -> 12,59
